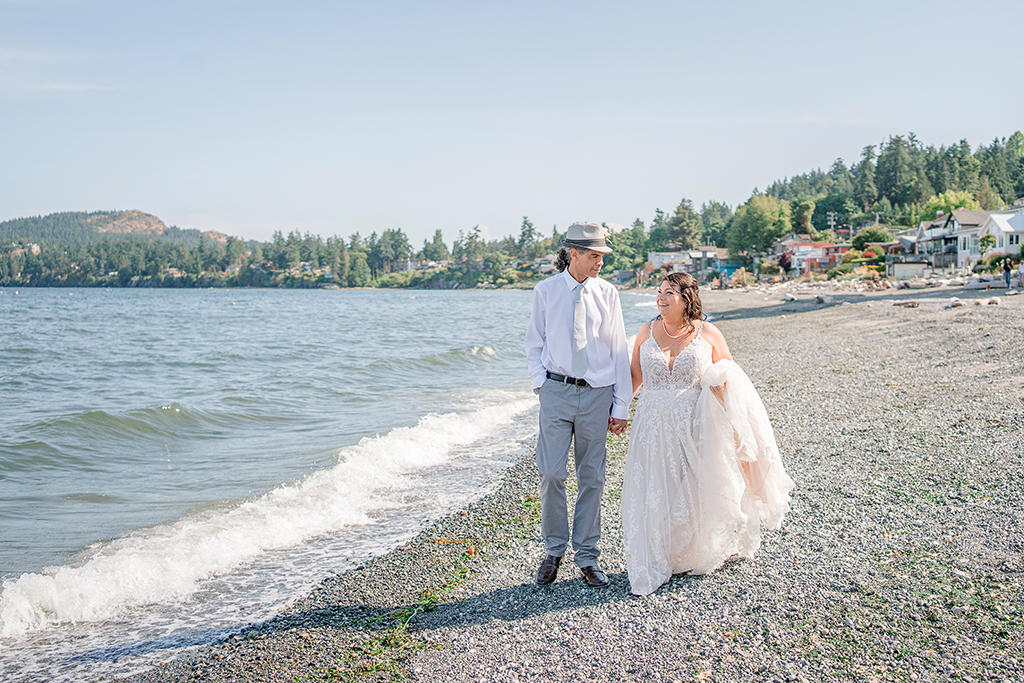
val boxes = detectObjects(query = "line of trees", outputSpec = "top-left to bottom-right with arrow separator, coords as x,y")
4,131 -> 1021,288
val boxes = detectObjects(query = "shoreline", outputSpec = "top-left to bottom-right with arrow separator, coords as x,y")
129,288 -> 1024,683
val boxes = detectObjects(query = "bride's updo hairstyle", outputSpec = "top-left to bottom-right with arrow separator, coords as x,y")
658,272 -> 704,331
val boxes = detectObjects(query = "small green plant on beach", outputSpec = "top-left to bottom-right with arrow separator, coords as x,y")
311,542 -> 477,681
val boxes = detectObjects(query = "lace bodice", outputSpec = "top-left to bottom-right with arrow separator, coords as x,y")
638,320 -> 713,393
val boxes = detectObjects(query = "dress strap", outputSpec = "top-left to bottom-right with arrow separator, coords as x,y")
695,320 -> 704,338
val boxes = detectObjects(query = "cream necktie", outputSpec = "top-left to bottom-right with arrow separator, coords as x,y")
572,282 -> 587,378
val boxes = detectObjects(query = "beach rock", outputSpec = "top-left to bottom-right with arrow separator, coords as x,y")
988,297 -> 1000,305
815,295 -> 834,304
784,293 -> 797,301
946,297 -> 965,308
894,301 -> 919,308
1006,289 -> 1018,296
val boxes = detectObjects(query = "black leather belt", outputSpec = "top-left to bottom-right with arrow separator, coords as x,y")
546,371 -> 589,387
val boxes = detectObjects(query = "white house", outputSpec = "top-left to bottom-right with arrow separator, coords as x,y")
647,251 -> 691,272
915,209 -> 992,269
790,243 -> 824,273
949,209 -> 995,268
977,212 -> 1024,258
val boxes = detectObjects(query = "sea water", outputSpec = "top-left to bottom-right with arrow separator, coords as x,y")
0,286 -> 657,681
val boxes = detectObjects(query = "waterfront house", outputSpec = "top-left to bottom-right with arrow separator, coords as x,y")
823,243 -> 851,269
533,255 -> 556,275
914,209 -> 993,270
687,246 -> 722,274
778,241 -> 837,274
647,251 -> 685,271
950,209 -> 996,268
976,212 -> 1024,259
647,248 -> 723,278
772,233 -> 812,256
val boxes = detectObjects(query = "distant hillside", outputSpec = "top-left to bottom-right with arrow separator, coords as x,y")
0,210 -> 205,246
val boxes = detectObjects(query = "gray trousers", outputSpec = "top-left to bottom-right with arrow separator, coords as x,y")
536,379 -> 613,568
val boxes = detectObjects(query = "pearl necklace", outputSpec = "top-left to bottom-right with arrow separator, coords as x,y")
662,319 -> 690,339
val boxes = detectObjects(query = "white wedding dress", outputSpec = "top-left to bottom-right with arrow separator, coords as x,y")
622,321 -> 794,596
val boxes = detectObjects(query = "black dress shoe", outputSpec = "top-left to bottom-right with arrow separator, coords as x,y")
536,555 -> 562,585
580,565 -> 609,588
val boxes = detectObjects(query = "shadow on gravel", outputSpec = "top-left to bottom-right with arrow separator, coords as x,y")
410,569 -> 718,631
709,287 -> 1012,322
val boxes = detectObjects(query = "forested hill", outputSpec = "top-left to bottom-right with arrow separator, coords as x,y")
0,210 -> 204,246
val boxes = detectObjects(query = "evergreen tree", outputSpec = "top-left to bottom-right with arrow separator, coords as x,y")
855,145 -> 879,210
462,225 -> 485,261
518,216 -> 538,260
648,209 -> 669,252
421,229 -> 449,262
668,198 -> 702,249
628,219 -> 649,264
348,251 -> 371,286
699,201 -> 733,248
826,159 -> 855,196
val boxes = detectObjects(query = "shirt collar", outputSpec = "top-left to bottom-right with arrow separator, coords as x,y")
561,268 -> 588,290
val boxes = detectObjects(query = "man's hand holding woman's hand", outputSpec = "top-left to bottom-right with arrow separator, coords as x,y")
608,417 -> 627,435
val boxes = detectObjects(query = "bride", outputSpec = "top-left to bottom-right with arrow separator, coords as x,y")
622,273 -> 794,596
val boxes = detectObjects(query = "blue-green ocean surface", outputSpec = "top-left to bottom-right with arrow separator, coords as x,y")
0,286 -> 658,681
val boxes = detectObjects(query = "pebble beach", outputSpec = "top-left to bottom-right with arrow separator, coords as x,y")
128,285 -> 1024,683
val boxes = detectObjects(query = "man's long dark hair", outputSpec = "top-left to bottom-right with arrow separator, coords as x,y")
555,245 -> 573,272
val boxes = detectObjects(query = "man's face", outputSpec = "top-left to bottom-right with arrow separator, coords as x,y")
571,248 -> 604,279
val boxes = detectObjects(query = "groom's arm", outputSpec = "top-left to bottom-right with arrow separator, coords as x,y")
525,285 -> 548,393
607,291 -> 632,422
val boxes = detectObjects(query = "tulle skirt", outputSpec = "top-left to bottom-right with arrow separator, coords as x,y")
622,360 -> 794,596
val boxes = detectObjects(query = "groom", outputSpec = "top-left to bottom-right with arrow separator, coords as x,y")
524,223 -> 632,588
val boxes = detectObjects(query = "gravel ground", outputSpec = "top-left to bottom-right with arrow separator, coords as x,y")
128,286 -> 1024,683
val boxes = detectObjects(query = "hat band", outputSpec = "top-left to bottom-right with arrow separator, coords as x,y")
563,239 -> 607,249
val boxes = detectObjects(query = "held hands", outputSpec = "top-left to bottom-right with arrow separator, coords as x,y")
608,417 -> 627,435
710,380 -> 727,405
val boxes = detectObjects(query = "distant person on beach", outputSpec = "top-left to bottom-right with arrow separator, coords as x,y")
621,272 -> 794,596
524,223 -> 631,588
1004,259 -> 1013,288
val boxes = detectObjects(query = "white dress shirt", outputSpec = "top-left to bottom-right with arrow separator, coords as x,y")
525,268 -> 632,420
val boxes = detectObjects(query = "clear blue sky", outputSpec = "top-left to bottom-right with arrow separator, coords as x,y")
2,0 -> 1021,246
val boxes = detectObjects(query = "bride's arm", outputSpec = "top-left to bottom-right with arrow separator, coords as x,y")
630,324 -> 650,398
702,322 -> 733,402
702,322 -> 733,363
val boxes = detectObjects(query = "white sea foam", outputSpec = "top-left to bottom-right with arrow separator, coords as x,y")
0,394 -> 536,637
634,300 -> 658,307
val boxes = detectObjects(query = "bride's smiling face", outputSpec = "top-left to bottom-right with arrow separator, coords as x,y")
656,283 -> 684,320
